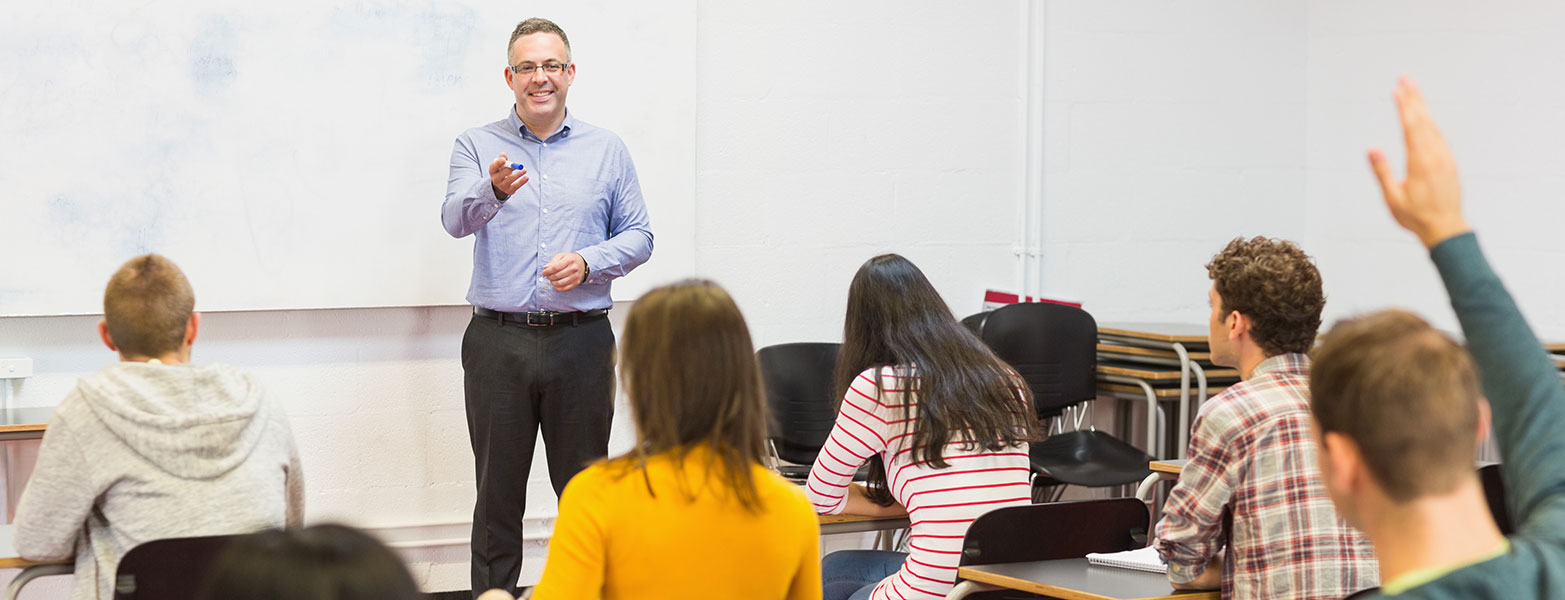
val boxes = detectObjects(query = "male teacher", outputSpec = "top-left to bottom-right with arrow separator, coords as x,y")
441,17 -> 653,597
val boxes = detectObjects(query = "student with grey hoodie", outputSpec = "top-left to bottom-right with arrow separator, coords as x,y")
14,254 -> 304,600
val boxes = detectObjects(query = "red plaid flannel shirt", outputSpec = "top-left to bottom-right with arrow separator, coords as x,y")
1155,353 -> 1378,599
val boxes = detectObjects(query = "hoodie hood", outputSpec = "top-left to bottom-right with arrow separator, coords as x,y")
74,362 -> 269,479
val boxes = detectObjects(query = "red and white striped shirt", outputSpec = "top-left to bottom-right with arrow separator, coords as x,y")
805,366 -> 1031,600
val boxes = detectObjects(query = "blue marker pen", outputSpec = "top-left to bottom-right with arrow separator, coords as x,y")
507,162 -> 525,171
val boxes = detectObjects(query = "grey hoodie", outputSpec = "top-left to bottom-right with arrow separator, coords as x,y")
14,362 -> 303,600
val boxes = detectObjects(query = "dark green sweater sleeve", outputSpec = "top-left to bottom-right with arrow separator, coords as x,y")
1431,232 -> 1565,533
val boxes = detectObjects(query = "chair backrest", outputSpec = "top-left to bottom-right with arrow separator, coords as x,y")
973,302 -> 1098,419
960,310 -> 991,336
1479,463 -> 1514,535
114,533 -> 244,600
960,498 -> 1149,566
757,342 -> 842,466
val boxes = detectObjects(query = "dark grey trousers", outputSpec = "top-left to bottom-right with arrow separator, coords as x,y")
462,313 -> 615,597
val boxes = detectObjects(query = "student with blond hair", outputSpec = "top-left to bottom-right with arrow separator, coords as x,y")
529,280 -> 820,600
15,254 -> 303,600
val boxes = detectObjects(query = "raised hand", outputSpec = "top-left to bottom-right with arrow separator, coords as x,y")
1367,78 -> 1471,249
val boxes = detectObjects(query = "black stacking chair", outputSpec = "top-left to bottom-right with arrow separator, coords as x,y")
758,342 -> 843,480
1480,463 -> 1514,535
957,498 -> 1151,599
113,533 -> 243,600
961,311 -> 992,337
969,302 -> 1153,500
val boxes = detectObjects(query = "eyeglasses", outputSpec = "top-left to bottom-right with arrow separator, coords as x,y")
509,62 -> 569,76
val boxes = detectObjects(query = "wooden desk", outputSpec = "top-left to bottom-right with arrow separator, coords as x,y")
1098,344 -> 1210,363
1099,324 -> 1209,345
1098,364 -> 1238,383
1097,324 -> 1214,459
818,512 -> 910,536
0,524 -> 74,600
947,558 -> 1218,600
1137,460 -> 1188,524
0,408 -> 51,442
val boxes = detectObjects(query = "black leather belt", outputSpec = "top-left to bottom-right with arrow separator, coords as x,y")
474,306 -> 609,327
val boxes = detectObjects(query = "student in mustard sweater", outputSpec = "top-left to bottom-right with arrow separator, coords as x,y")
529,280 -> 821,600
1308,78 -> 1565,598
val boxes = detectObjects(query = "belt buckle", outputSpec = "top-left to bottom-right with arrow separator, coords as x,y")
525,311 -> 555,327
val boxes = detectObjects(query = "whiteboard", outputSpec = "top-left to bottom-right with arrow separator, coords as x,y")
0,0 -> 695,316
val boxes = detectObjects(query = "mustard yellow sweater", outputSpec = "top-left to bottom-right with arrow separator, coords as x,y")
531,446 -> 822,600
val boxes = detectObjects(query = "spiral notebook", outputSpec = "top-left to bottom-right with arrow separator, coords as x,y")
1085,546 -> 1167,574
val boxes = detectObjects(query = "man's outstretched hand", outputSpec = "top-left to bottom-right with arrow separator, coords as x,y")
1368,77 -> 1472,249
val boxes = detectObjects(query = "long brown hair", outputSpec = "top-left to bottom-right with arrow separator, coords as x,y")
837,254 -> 1039,504
615,279 -> 771,511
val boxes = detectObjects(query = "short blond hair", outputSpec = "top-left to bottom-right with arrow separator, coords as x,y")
1310,310 -> 1480,501
103,254 -> 194,358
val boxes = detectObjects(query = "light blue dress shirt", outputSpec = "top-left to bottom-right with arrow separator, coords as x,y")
443,109 -> 653,312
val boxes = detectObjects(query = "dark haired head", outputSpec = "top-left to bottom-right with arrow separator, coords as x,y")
198,524 -> 422,600
509,17 -> 571,62
838,254 -> 1038,504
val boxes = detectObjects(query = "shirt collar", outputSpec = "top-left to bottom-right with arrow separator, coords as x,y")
507,107 -> 575,142
1251,352 -> 1310,378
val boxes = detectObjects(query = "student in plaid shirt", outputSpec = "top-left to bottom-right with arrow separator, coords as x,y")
1154,237 -> 1378,598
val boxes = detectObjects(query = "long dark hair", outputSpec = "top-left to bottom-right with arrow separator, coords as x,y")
837,254 -> 1039,505
615,279 -> 770,511
197,524 -> 422,600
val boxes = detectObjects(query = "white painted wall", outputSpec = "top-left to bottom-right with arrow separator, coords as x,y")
1040,0 -> 1565,342
1038,1 -> 1308,323
696,1 -> 1030,345
7,1 -> 1565,596
1302,0 -> 1565,339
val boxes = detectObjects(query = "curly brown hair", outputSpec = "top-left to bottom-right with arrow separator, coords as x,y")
1206,236 -> 1324,356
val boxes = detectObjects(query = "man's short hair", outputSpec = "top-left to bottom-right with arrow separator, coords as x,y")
103,254 -> 194,359
1309,310 -> 1480,502
508,18 -> 571,62
1206,236 -> 1325,355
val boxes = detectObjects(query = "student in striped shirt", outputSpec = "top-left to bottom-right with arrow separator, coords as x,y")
807,254 -> 1040,600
